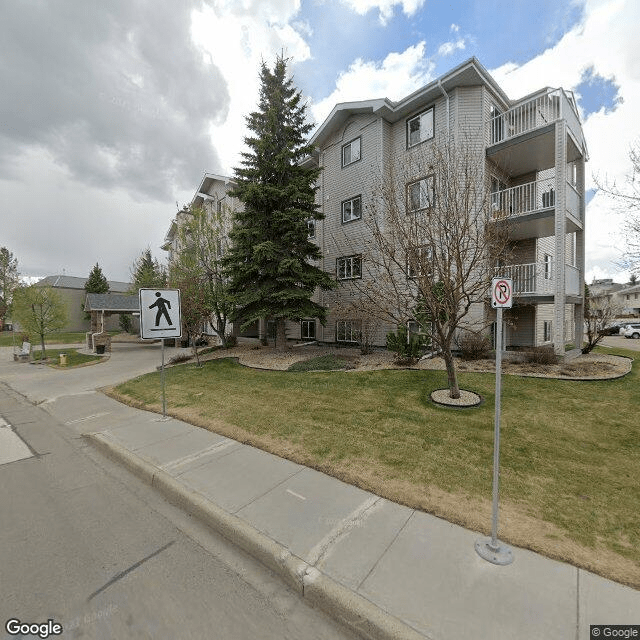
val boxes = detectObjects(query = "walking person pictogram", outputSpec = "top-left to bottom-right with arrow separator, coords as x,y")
149,291 -> 173,326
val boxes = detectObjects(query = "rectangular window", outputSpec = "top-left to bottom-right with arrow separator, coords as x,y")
544,254 -> 553,280
341,196 -> 362,223
336,320 -> 361,343
337,255 -> 362,280
307,219 -> 316,238
407,176 -> 435,212
543,320 -> 552,342
407,108 -> 434,148
342,137 -> 361,167
301,319 -> 316,340
406,245 -> 432,279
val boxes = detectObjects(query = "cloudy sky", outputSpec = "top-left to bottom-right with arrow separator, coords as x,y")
1,0 -> 637,283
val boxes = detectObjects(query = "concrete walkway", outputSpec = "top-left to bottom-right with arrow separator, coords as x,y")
2,343 -> 639,639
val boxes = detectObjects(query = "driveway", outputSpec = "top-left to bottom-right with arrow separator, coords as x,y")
0,341 -> 192,404
600,335 -> 640,351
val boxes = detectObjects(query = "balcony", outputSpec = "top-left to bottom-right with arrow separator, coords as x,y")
496,262 -> 580,298
491,177 -> 583,239
487,89 -> 586,176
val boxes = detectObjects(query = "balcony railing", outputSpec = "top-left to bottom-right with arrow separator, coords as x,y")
488,89 -> 580,146
491,177 -> 556,219
496,262 -> 581,296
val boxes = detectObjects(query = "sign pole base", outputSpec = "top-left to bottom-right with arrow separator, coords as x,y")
475,537 -> 514,565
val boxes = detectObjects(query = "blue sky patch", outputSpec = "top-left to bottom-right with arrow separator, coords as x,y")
575,66 -> 622,117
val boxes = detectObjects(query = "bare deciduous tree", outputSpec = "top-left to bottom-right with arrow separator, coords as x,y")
594,140 -> 640,273
582,284 -> 621,354
333,133 -> 510,398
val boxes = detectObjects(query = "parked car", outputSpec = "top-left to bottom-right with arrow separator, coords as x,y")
622,323 -> 640,339
599,322 -> 624,336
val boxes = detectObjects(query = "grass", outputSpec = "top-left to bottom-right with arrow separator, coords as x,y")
110,346 -> 640,588
31,347 -> 103,367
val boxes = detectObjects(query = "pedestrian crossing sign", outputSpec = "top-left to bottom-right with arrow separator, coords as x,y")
139,288 -> 182,339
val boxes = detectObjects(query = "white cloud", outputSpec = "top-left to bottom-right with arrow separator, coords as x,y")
190,0 -> 312,175
311,42 -> 434,127
339,0 -> 426,25
490,0 -> 640,280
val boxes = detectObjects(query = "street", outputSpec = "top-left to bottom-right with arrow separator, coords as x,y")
0,367 -> 358,640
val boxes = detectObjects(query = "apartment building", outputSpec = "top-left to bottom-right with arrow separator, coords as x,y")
297,56 -> 588,355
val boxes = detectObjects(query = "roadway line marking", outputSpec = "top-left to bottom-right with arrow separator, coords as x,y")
164,440 -> 237,471
65,412 -> 111,425
286,489 -> 307,501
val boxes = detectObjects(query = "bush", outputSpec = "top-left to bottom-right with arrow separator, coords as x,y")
458,331 -> 492,361
287,354 -> 354,372
524,345 -> 558,365
224,334 -> 237,348
386,325 -> 425,365
119,314 -> 133,334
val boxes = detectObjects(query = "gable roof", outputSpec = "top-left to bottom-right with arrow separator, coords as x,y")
84,293 -> 139,312
38,275 -> 131,293
310,57 -> 509,150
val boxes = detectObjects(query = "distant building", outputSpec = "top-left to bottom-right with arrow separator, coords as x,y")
35,275 -> 131,332
615,284 -> 640,316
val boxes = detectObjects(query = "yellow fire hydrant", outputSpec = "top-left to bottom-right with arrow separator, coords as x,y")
59,353 -> 67,366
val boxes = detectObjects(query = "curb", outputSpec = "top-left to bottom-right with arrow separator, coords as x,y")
86,433 -> 427,640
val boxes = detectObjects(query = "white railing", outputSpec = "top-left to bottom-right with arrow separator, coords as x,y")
489,92 -> 561,144
566,182 -> 581,221
565,264 -> 580,295
491,177 -> 556,219
496,262 -> 581,296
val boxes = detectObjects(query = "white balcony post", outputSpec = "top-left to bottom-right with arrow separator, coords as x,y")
553,121 -> 568,355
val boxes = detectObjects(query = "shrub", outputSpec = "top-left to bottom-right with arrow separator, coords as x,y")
458,331 -> 492,361
386,325 -> 425,365
524,345 -> 558,365
119,314 -> 133,334
287,354 -> 354,372
224,334 -> 237,348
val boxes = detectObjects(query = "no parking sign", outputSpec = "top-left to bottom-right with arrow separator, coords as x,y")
491,278 -> 513,309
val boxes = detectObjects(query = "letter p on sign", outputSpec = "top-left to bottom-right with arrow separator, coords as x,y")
492,278 -> 513,309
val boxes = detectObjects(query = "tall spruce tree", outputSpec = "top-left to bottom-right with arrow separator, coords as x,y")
85,263 -> 110,294
224,56 -> 334,348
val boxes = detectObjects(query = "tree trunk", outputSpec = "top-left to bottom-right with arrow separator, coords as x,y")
40,334 -> 46,361
275,318 -> 288,351
441,347 -> 460,399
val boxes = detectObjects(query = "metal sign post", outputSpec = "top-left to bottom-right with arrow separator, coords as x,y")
139,289 -> 182,420
475,278 -> 514,565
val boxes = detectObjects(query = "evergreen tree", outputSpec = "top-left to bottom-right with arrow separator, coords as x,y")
0,247 -> 20,329
224,55 -> 334,348
85,263 -> 110,294
130,248 -> 167,292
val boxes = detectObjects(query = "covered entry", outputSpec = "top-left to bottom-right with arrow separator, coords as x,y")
84,293 -> 140,352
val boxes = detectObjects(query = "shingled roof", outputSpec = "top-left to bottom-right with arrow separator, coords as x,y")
84,293 -> 139,312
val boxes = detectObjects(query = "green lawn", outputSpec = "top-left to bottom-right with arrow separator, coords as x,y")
32,347 -> 103,367
0,331 -> 90,347
111,345 -> 639,587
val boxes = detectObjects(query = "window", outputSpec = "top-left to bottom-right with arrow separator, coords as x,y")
543,321 -> 552,342
342,137 -> 361,167
336,320 -> 361,343
407,108 -> 434,148
337,255 -> 362,280
544,254 -> 553,280
407,245 -> 432,278
301,319 -> 316,340
407,176 -> 435,212
307,219 -> 316,238
341,196 -> 362,223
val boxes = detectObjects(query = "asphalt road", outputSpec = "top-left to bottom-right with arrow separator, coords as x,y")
0,378 -> 358,639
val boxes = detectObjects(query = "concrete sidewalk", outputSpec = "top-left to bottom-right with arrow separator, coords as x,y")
38,389 -> 639,640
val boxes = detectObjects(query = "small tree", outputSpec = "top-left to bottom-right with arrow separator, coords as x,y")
0,247 -> 20,329
172,274 -> 209,366
224,55 -> 335,350
340,133 -> 510,398
582,283 -> 620,353
12,285 -> 67,360
130,248 -> 167,292
169,204 -> 235,347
